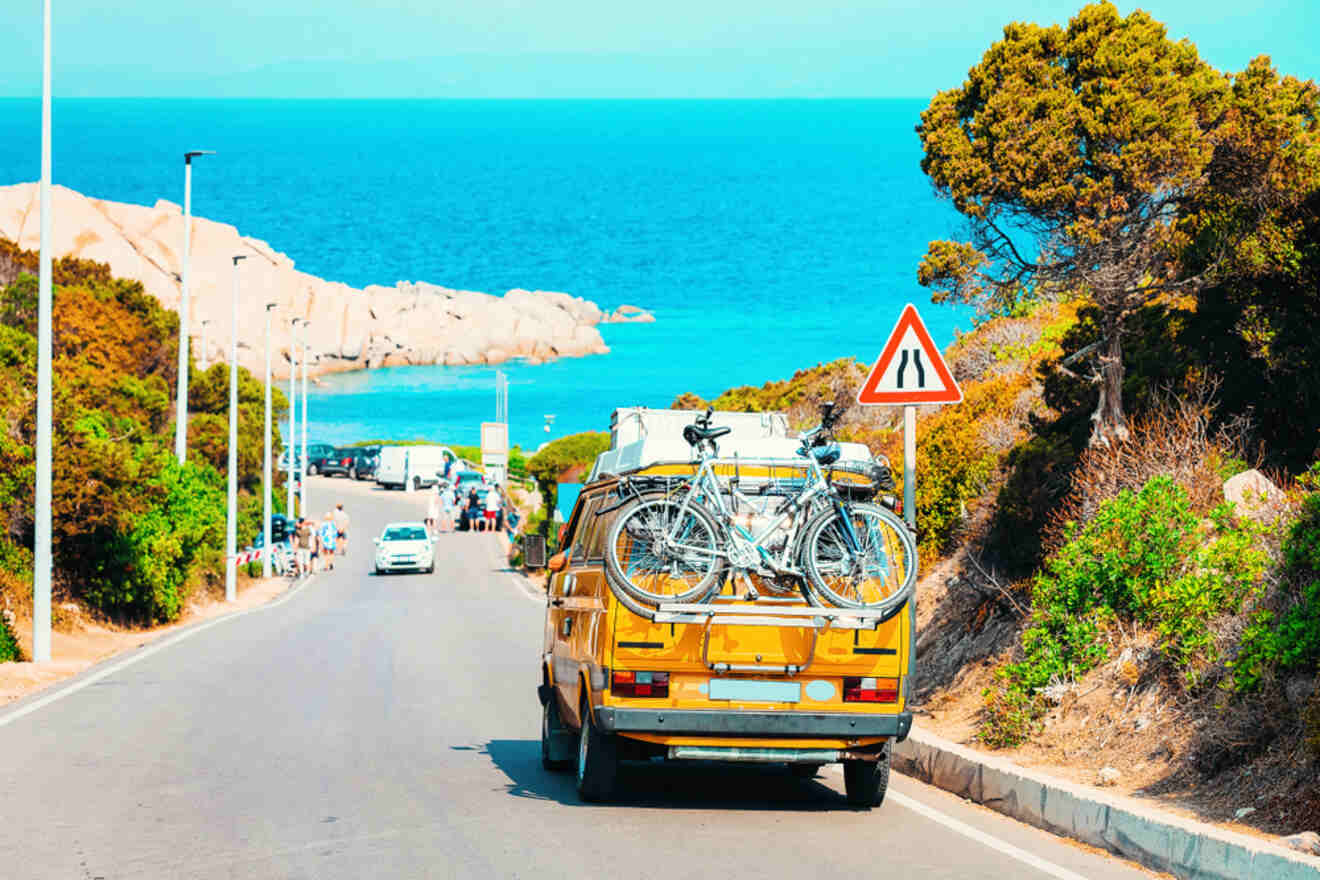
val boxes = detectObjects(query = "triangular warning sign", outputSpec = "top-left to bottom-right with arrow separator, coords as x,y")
858,303 -> 962,405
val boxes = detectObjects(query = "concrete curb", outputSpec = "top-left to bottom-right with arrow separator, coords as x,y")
893,727 -> 1320,879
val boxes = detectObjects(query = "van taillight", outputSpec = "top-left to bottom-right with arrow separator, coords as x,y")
612,670 -> 669,698
843,677 -> 898,703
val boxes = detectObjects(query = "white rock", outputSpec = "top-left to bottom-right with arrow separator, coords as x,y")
0,182 -> 636,380
1234,807 -> 1257,820
1279,831 -> 1320,856
1097,767 -> 1121,787
1223,469 -> 1283,516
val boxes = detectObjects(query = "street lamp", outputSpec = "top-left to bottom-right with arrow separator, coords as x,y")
199,319 -> 212,370
225,255 -> 246,603
174,148 -> 215,464
300,320 -> 310,517
32,0 -> 54,663
287,318 -> 301,519
262,302 -> 277,579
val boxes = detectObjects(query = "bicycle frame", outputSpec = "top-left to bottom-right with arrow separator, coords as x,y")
662,452 -> 863,575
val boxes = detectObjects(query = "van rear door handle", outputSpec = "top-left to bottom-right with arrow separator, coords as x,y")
550,598 -> 564,607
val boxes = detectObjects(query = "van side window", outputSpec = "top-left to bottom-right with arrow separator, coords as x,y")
583,497 -> 616,561
567,495 -> 599,563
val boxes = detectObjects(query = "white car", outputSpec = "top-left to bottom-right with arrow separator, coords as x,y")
372,522 -> 435,574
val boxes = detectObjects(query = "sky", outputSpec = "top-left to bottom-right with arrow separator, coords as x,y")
0,1 -> 1315,98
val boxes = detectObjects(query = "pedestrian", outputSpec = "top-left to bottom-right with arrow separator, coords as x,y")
467,487 -> 483,532
426,487 -> 441,537
319,512 -> 337,571
440,484 -> 457,532
308,517 -> 321,573
333,502 -> 350,556
295,517 -> 313,577
484,483 -> 501,533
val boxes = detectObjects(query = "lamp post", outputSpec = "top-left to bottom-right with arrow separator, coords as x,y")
262,302 -> 277,579
199,319 -> 211,370
32,0 -> 54,663
174,148 -> 214,464
287,318 -> 301,519
300,321 -> 310,517
225,255 -> 246,603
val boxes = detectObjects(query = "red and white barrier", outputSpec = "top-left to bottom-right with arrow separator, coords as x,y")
231,547 -> 265,566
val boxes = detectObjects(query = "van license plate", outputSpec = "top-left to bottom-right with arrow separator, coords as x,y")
708,679 -> 801,703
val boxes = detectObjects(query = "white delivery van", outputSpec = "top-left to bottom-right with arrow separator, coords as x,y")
376,445 -> 456,491
376,446 -> 409,489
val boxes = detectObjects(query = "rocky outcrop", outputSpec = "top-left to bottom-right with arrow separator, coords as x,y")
0,183 -> 636,379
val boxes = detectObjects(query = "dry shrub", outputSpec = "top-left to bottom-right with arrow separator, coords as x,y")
1045,378 -> 1254,550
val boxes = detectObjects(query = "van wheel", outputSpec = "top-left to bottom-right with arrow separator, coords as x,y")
575,699 -> 618,802
541,697 -> 573,771
843,742 -> 891,808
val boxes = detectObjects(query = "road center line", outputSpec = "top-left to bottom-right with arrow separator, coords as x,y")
0,573 -> 319,730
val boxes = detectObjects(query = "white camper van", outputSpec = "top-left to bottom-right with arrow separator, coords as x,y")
375,445 -> 456,491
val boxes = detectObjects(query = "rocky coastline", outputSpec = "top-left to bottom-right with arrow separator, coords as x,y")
0,183 -> 652,379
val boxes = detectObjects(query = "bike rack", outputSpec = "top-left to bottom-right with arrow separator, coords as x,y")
652,600 -> 889,631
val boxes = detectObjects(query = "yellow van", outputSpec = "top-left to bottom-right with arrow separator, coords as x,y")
536,407 -> 915,806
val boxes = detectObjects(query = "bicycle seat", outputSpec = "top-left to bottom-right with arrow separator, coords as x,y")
683,424 -> 732,446
796,442 -> 841,465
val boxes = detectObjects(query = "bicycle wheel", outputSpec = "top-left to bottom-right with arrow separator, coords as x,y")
604,496 -> 725,605
801,502 -> 916,612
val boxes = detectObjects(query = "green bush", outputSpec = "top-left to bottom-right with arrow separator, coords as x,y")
1232,491 -> 1320,691
978,676 -> 1046,748
526,432 -> 611,521
983,476 -> 1271,744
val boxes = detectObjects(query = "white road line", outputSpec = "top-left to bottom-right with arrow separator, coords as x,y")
0,574 -> 318,730
887,789 -> 1093,880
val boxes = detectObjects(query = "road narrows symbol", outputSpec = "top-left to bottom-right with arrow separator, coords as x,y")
857,304 -> 961,406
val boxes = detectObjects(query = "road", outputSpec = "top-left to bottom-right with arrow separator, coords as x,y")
1,480 -> 1153,879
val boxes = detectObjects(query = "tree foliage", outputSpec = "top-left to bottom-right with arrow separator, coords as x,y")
917,2 -> 1320,446
0,239 -> 280,625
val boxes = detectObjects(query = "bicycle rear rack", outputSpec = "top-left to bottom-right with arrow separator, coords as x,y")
652,600 -> 888,631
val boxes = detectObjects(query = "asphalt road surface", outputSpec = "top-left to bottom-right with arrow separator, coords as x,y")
1,481 -> 1154,879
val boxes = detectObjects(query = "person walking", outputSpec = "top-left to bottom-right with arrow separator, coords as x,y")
333,502 -> 350,556
467,487 -> 483,532
439,484 -> 457,533
484,483 -> 501,533
426,487 -> 441,537
319,512 -> 338,571
295,517 -> 314,577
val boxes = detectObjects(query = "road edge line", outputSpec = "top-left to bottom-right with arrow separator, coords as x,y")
885,788 -> 1092,880
0,573 -> 320,729
892,727 -> 1320,880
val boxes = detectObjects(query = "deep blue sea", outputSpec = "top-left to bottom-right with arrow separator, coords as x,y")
0,99 -> 971,448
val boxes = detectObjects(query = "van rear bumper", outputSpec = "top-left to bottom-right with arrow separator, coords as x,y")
595,707 -> 912,741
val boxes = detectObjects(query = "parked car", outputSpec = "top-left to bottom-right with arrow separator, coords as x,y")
372,522 -> 435,574
303,443 -> 338,476
321,446 -> 377,479
348,445 -> 381,480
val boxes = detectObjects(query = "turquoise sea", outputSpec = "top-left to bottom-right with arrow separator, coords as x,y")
0,99 -> 970,448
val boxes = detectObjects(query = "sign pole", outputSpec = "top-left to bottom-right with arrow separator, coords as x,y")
903,405 -> 916,530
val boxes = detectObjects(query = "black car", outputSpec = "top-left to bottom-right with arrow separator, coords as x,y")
330,446 -> 380,480
320,447 -> 358,478
302,443 -> 338,475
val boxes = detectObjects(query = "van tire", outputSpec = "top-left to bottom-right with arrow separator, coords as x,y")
575,700 -> 618,802
541,697 -> 573,772
843,742 -> 891,808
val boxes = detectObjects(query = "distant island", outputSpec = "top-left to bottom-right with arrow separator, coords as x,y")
0,182 -> 653,379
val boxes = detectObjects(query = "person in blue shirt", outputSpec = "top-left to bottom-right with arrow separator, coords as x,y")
319,512 -> 338,571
